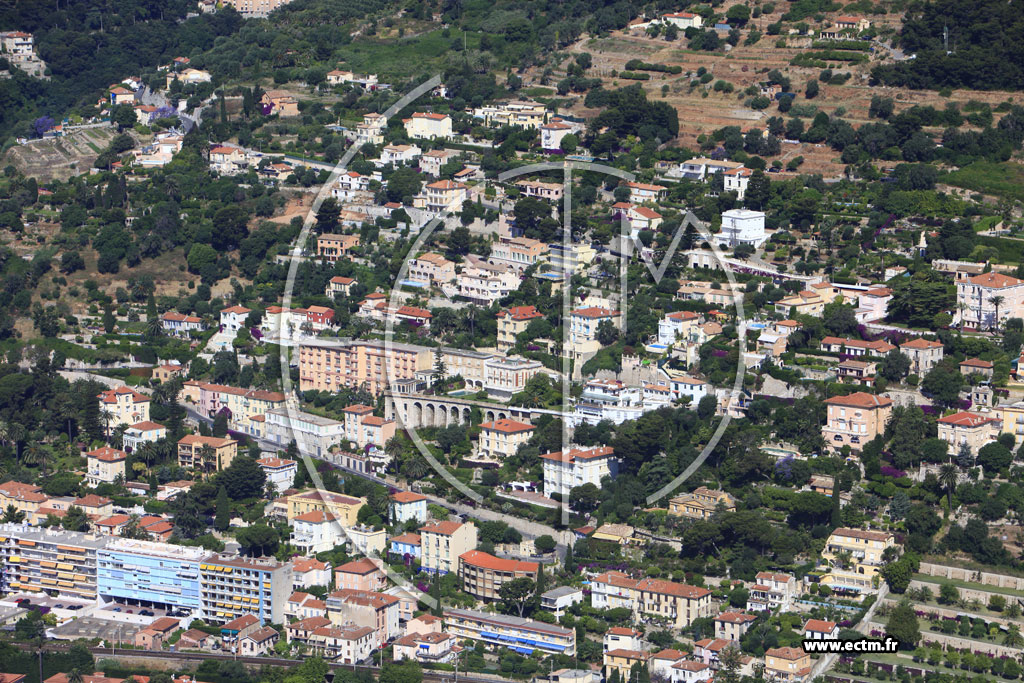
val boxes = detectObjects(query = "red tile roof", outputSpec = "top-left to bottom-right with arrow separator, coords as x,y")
459,550 -> 538,574
967,272 -> 1024,289
480,418 -> 534,434
937,411 -> 997,427
539,446 -> 614,464
391,491 -> 427,504
824,392 -> 893,409
419,520 -> 466,536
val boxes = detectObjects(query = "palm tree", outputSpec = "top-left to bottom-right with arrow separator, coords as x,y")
939,463 -> 959,513
989,295 -> 1005,331
146,315 -> 163,339
1006,624 -> 1024,648
68,669 -> 84,683
22,444 -> 49,477
111,424 -> 128,450
199,444 -> 216,479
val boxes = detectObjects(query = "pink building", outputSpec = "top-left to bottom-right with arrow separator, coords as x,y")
335,558 -> 387,592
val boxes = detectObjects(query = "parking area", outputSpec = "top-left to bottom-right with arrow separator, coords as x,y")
98,602 -> 176,619
49,616 -> 138,643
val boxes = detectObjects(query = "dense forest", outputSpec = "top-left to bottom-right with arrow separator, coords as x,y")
872,0 -> 1024,90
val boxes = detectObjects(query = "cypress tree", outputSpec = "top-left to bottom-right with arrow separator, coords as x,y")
214,486 -> 231,531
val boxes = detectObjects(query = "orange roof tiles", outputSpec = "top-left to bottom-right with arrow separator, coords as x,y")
824,392 -> 893,408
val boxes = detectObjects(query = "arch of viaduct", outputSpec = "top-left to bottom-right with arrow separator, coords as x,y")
383,392 -> 563,429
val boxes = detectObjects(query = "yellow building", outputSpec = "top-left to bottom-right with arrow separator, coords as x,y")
286,490 -> 366,525
765,647 -> 812,682
0,481 -> 48,520
85,446 -> 127,486
177,435 -> 238,474
419,520 -> 478,576
603,649 -> 650,680
820,527 -> 897,594
97,386 -> 151,432
496,306 -> 544,352
667,487 -> 736,520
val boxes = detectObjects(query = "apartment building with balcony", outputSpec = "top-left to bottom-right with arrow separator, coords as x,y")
335,558 -> 387,592
199,554 -> 291,624
458,550 -> 539,601
97,386 -> 151,432
264,407 -> 346,458
747,571 -> 797,612
418,179 -> 468,214
393,631 -> 459,664
955,271 -> 1024,330
540,446 -> 618,499
307,624 -> 376,663
822,392 -> 892,451
0,524 -> 110,601
588,571 -> 712,628
317,234 -> 360,263
820,527 -> 897,594
121,421 -> 168,454
497,305 -> 544,351
326,588 -> 401,648
999,400 -> 1024,446
419,520 -> 478,576
765,647 -> 812,683
568,307 -> 621,361
490,236 -> 548,273
473,100 -> 547,128
900,338 -> 944,375
177,435 -> 238,473
97,538 -> 206,612
403,112 -> 452,139
298,340 -> 433,394
286,490 -> 365,525
444,608 -> 576,655
85,446 -> 127,486
457,255 -> 520,305
180,381 -> 286,435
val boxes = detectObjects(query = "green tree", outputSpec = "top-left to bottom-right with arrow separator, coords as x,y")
938,463 -> 958,511
236,524 -> 279,556
938,582 -> 960,605
879,350 -> 911,382
534,535 -> 556,554
744,169 -> 770,209
219,456 -> 267,500
214,486 -> 231,531
316,197 -> 341,233
921,363 -> 963,409
977,442 -> 1012,474
62,505 -> 89,532
2,504 -> 25,523
498,576 -> 536,617
885,600 -> 920,648
379,661 -> 423,683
